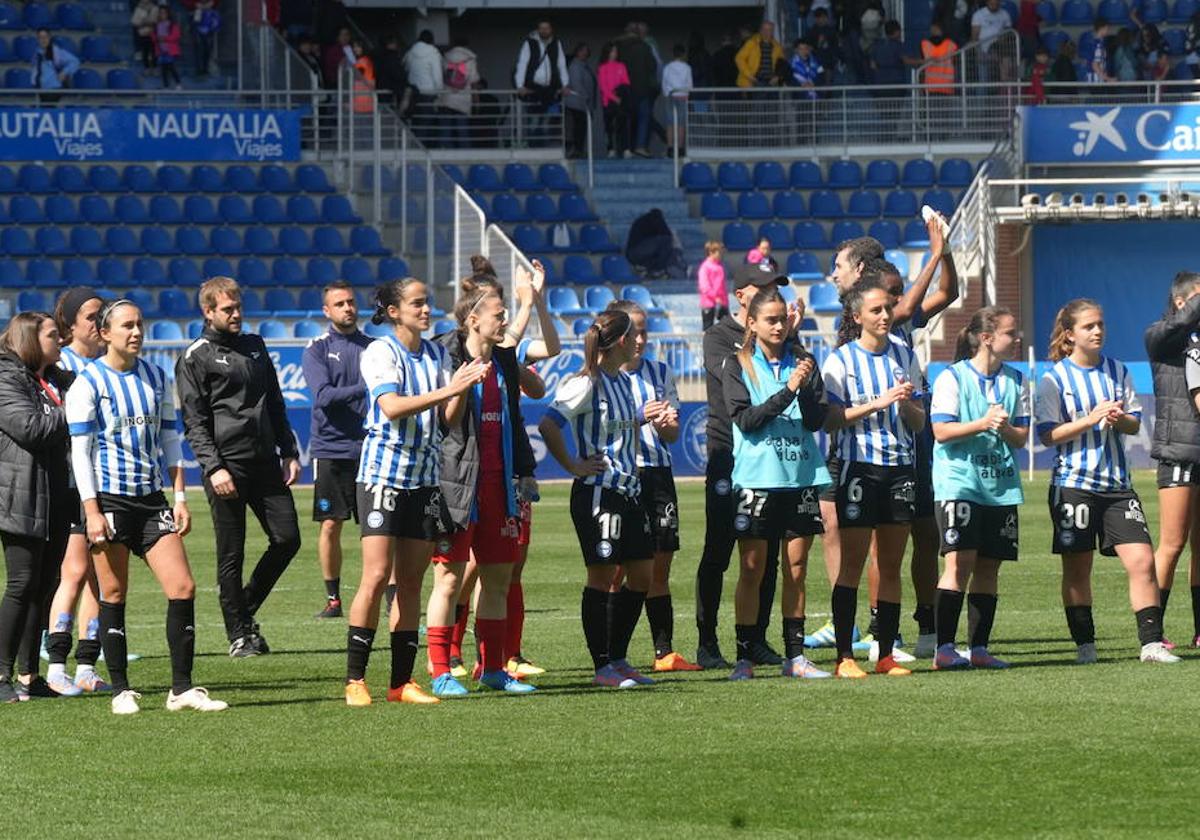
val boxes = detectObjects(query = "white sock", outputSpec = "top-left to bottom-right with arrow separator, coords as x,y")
75,664 -> 95,680
47,663 -> 65,679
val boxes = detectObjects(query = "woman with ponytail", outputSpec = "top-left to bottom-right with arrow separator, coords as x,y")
1036,299 -> 1177,665
722,289 -> 831,681
343,277 -> 487,707
539,309 -> 674,688
928,307 -> 1027,670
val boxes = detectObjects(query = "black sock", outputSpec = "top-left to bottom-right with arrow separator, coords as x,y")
782,616 -> 806,660
876,601 -> 901,660
384,584 -> 397,611
644,595 -> 673,659
389,630 -> 418,690
581,587 -> 610,670
46,632 -> 71,666
98,601 -> 129,693
913,603 -> 935,636
608,587 -> 646,663
935,588 -> 965,647
346,625 -> 375,682
1135,605 -> 1164,646
166,599 -> 195,693
831,585 -> 858,658
734,624 -> 756,662
76,616 -> 100,667
1064,605 -> 1095,646
867,605 -> 879,637
325,578 -> 341,601
1191,586 -> 1200,637
1161,586 -> 1171,617
967,593 -> 998,650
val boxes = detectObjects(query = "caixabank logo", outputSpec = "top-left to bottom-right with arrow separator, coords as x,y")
1023,104 -> 1200,164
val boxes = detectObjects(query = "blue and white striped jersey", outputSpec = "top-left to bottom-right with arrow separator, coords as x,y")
822,338 -> 925,467
357,335 -> 451,490
65,358 -> 176,497
626,358 -> 679,469
545,371 -> 642,496
58,345 -> 94,374
1035,356 -> 1142,492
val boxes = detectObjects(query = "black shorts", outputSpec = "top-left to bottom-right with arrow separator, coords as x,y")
570,481 -> 653,567
640,466 -> 680,553
836,462 -> 916,528
312,457 -> 358,522
934,499 -> 1019,561
1156,460 -> 1200,489
69,489 -> 85,537
733,486 -> 824,541
1049,486 -> 1152,557
96,491 -> 177,558
913,429 -> 935,518
819,451 -> 842,504
356,482 -> 442,541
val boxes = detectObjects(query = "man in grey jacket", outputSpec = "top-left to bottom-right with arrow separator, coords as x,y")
564,43 -> 596,158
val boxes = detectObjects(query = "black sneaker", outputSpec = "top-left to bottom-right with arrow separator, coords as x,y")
250,623 -> 270,654
229,636 -> 258,658
16,676 -> 59,700
748,640 -> 784,666
0,678 -> 17,704
695,642 -> 731,670
316,598 -> 343,619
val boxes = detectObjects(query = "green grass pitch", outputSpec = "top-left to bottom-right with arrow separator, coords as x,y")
3,470 -> 1200,838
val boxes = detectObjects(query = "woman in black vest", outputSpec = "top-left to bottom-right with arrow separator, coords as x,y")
1144,271 -> 1200,646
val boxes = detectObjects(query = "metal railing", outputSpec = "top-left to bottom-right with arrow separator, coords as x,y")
912,30 -> 1021,93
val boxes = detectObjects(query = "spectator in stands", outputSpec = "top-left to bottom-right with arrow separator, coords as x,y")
698,241 -> 729,330
688,30 -> 713,89
971,0 -> 1014,82
132,0 -> 158,72
371,34 -> 407,109
404,30 -> 444,145
1027,44 -> 1050,103
859,0 -> 886,51
598,41 -> 631,158
1088,19 -> 1114,82
710,31 -> 741,88
869,20 -> 913,90
616,21 -> 659,157
322,27 -> 354,86
514,20 -> 570,113
1016,0 -> 1041,66
440,36 -> 479,149
1113,27 -> 1139,80
153,7 -> 183,90
31,28 -> 79,95
564,43 -> 597,159
1188,11 -> 1200,77
192,0 -> 219,78
1137,24 -> 1164,79
735,20 -> 784,87
789,38 -> 823,97
808,8 -> 840,80
746,237 -> 779,272
661,44 -> 692,156
351,41 -> 374,113
934,0 -> 971,52
920,21 -> 958,94
1050,39 -> 1080,98
297,36 -> 326,86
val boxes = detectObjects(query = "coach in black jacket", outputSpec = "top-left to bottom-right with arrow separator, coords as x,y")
176,278 -> 302,658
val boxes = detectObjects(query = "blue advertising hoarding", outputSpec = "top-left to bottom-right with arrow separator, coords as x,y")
0,108 -> 302,161
1019,103 -> 1200,164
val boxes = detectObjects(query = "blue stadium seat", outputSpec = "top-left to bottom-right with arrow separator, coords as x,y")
847,190 -> 882,218
584,285 -> 614,312
901,159 -> 936,188
885,249 -> 911,277
868,220 -> 902,250
793,221 -> 831,250
245,226 -> 281,255
0,166 -> 16,193
0,261 -> 27,288
718,162 -> 754,191
278,227 -> 312,255
272,259 -> 305,287
315,226 -> 352,256
306,257 -> 337,286
338,257 -> 371,286
827,160 -> 863,189
602,255 -> 637,284
237,258 -> 269,287
0,199 -> 9,225
1061,0 -> 1093,22
513,224 -> 545,253
1035,0 -> 1058,22
350,227 -> 387,256
27,259 -> 61,287
116,195 -> 150,224
831,221 -> 865,244
537,163 -> 574,191
224,164 -> 261,194
376,256 -> 409,281
722,222 -> 756,251
202,257 -> 233,278
95,257 -> 128,286
17,164 -> 51,194
36,227 -> 70,256
492,193 -> 528,222
1098,0 -> 1129,23
807,282 -> 841,314
809,190 -> 844,218
132,257 -> 166,286
565,256 -> 601,285
737,191 -> 771,219
864,160 -> 899,188
185,195 -> 220,225
105,227 -> 139,256
22,3 -> 52,29
902,219 -> 931,247
1041,30 -> 1070,56
294,320 -> 324,339
258,320 -> 289,339
11,196 -> 44,223
210,226 -> 246,255
13,38 -> 35,62
571,317 -> 592,336
647,316 -> 673,334
503,163 -> 540,191
296,164 -> 334,193
150,195 -> 184,225
239,290 -> 265,317
701,192 -> 736,220
772,191 -> 807,219
884,189 -> 919,218
45,194 -> 79,224
217,195 -> 252,225
547,223 -> 580,251
297,288 -> 324,312
467,164 -> 503,192
157,165 -> 189,193
253,195 -> 287,225
18,290 -> 47,311
439,164 -> 464,186
922,188 -> 956,217
527,193 -> 562,222
547,287 -> 587,317
786,252 -> 824,281
530,256 -> 559,285
169,258 -> 201,285
261,165 -> 296,193
621,284 -> 663,314
62,258 -> 95,285
4,68 -> 31,88
560,192 -> 597,222
51,165 -> 87,195
431,318 -> 455,335
938,158 -> 974,188
187,319 -> 205,339
753,161 -> 788,190
81,33 -> 115,60
58,2 -> 92,28
580,224 -> 618,253
790,161 -> 823,188
122,165 -> 155,193
1170,0 -> 1196,21
87,165 -> 120,192
190,164 -> 226,193
126,289 -> 157,315
0,37 -> 12,62
364,321 -> 390,337
681,162 -> 716,192
106,67 -> 137,89
287,195 -> 320,224
70,227 -> 104,255
759,221 -> 792,250
322,195 -> 362,224
150,321 -> 183,341
1164,27 -> 1186,53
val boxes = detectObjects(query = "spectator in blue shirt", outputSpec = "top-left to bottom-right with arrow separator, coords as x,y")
870,20 -> 911,94
789,38 -> 824,98
30,29 -> 80,91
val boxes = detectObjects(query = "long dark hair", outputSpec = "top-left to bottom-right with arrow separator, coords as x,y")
836,276 -> 889,347
0,311 -> 53,373
579,310 -> 631,379
371,277 -> 425,325
1163,271 -> 1200,318
737,288 -> 787,387
1047,298 -> 1101,361
955,306 -> 1013,361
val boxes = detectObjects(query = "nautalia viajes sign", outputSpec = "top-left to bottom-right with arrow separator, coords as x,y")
1020,104 -> 1200,164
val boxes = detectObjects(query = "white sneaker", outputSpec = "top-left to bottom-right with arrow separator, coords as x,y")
1140,642 -> 1181,663
913,633 -> 938,658
111,690 -> 142,715
165,686 -> 229,712
1076,642 -> 1098,664
868,640 -> 916,663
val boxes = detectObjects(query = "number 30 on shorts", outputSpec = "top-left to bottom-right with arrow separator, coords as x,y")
1059,502 -> 1090,530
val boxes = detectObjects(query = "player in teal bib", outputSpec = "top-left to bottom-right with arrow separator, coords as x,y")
928,307 -> 1029,670
722,289 -> 831,681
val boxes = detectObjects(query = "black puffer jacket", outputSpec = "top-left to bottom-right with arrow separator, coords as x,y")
0,352 -> 71,538
1145,294 -> 1200,465
434,332 -> 536,530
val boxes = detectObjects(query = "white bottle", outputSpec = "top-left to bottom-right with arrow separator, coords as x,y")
921,204 -> 951,236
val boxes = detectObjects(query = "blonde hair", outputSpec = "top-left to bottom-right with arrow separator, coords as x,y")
705,240 -> 722,257
1047,299 -> 1101,362
199,276 -> 241,313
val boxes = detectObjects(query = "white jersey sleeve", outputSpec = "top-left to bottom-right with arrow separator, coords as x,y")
546,375 -> 595,425
1119,363 -> 1141,417
65,375 -> 97,436
929,368 -> 960,421
1035,372 -> 1066,433
822,351 -> 849,405
662,365 -> 680,410
361,340 -> 403,402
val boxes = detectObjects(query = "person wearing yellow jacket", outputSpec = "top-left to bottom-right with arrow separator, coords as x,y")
735,22 -> 785,87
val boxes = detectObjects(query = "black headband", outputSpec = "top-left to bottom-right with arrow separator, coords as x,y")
58,286 -> 100,326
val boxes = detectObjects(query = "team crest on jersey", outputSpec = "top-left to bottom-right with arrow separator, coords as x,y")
367,511 -> 384,529
157,510 -> 176,533
1060,530 -> 1075,547
596,540 -> 614,559
944,528 -> 960,546
1124,500 -> 1146,524
845,503 -> 861,520
734,514 -> 750,531
715,478 -> 731,496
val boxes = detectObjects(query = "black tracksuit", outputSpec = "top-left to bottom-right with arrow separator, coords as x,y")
176,327 -> 301,642
696,314 -> 779,647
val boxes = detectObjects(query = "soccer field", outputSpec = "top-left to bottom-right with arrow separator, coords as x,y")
4,470 -> 1200,838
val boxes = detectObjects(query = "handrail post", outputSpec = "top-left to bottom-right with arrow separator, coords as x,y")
585,107 -> 594,189
425,155 -> 435,285
372,95 -> 382,228
399,130 -> 408,256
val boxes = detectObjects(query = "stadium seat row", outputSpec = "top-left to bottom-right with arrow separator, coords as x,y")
700,188 -> 958,221
1043,0 -> 1194,24
511,223 -> 619,254
0,163 -> 335,195
0,194 -> 362,226
0,33 -> 114,62
443,163 -> 581,194
681,159 -> 975,193
0,2 -> 92,31
471,191 -> 600,224
0,225 -> 389,257
721,219 -> 934,251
